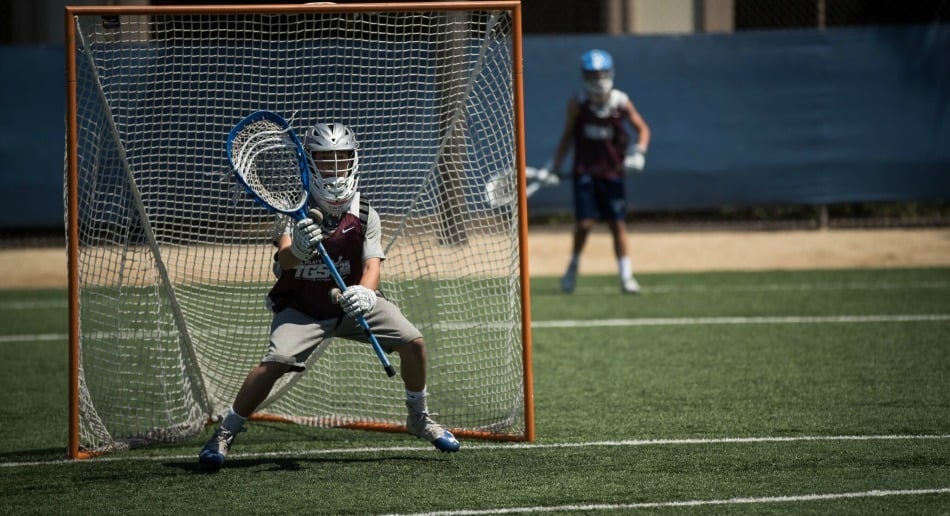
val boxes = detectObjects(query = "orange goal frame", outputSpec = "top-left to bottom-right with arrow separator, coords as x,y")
64,1 -> 532,460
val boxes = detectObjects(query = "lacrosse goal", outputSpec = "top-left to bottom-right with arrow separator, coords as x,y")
64,1 -> 532,459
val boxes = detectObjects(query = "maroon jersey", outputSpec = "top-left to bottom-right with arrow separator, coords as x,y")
267,210 -> 365,320
572,90 -> 631,180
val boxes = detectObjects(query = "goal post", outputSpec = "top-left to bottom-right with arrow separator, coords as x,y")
64,1 -> 533,459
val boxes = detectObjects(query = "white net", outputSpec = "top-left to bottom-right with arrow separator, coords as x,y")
67,4 -> 527,455
228,113 -> 308,214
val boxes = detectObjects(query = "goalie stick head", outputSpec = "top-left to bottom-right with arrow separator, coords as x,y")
302,123 -> 360,217
580,49 -> 614,101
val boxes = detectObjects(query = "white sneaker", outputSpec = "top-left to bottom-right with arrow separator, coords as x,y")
406,406 -> 460,452
621,277 -> 640,294
561,268 -> 577,293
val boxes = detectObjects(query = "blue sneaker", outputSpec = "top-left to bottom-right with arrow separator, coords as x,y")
198,427 -> 241,467
561,267 -> 577,293
406,409 -> 460,452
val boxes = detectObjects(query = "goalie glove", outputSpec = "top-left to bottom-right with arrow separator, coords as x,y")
339,285 -> 377,318
623,145 -> 646,174
290,209 -> 325,262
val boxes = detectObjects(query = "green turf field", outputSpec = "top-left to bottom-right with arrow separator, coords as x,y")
2,268 -> 949,514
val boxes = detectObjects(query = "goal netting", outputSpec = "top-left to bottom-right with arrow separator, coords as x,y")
64,2 -> 531,458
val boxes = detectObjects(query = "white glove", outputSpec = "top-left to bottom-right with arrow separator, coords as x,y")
623,145 -> 646,174
535,166 -> 560,186
290,210 -> 324,261
339,285 -> 377,318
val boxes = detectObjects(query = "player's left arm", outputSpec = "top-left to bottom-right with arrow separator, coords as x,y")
622,97 -> 651,173
339,206 -> 383,316
625,98 -> 651,152
360,257 -> 381,291
359,207 -> 385,291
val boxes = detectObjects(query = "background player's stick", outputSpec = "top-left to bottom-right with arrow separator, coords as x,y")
485,160 -> 560,207
227,110 -> 397,377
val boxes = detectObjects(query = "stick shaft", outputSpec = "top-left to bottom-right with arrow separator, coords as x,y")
317,242 -> 397,377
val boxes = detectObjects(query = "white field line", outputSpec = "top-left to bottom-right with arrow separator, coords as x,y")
532,314 -> 950,328
4,438 -> 950,513
3,433 -> 949,468
1,280 -> 949,311
570,280 -> 950,295
0,300 -> 68,310
2,313 -> 949,343
384,487 -> 950,516
0,333 -> 67,343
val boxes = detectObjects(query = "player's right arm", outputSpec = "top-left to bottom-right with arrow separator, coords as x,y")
276,212 -> 325,270
552,97 -> 580,175
275,234 -> 298,270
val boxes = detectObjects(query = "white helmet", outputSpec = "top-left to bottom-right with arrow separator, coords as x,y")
302,122 -> 359,216
580,49 -> 614,100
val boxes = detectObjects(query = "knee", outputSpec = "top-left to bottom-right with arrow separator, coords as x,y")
398,337 -> 426,361
254,360 -> 291,380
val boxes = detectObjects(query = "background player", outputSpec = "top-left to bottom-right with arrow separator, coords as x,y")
552,49 -> 651,294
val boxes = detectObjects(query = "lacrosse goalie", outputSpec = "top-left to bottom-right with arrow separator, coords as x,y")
200,122 -> 459,469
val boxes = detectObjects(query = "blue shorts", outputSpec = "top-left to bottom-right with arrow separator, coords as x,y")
572,175 -> 627,221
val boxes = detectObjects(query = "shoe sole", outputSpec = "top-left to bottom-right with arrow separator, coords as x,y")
409,430 -> 460,452
198,451 -> 225,467
416,435 -> 460,453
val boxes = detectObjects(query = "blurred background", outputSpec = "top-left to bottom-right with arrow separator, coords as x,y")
1,0 -> 948,240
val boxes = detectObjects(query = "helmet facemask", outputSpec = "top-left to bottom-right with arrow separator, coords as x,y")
308,150 -> 358,216
580,49 -> 615,102
302,123 -> 360,217
583,69 -> 614,100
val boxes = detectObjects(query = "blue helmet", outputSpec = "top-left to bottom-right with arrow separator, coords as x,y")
581,49 -> 613,73
580,49 -> 614,98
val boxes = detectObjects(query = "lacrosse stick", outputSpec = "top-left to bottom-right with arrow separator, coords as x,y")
226,110 -> 396,377
485,160 -> 561,207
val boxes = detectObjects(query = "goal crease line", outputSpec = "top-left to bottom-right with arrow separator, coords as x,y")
3,433 -> 949,468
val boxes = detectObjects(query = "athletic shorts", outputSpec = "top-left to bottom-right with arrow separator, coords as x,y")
263,296 -> 422,372
572,174 -> 627,221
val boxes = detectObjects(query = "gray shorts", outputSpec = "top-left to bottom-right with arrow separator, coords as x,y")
263,296 -> 422,372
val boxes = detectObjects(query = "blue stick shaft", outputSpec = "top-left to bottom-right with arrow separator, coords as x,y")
317,242 -> 397,377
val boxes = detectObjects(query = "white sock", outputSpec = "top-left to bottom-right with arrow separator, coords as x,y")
221,407 -> 247,433
406,388 -> 428,412
619,256 -> 632,281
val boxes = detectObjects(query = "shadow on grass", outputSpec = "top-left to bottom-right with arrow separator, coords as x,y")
0,447 -> 71,463
170,454 -> 437,474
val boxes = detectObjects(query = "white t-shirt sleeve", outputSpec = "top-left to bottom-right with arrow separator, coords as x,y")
363,207 -> 385,262
609,89 -> 630,111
